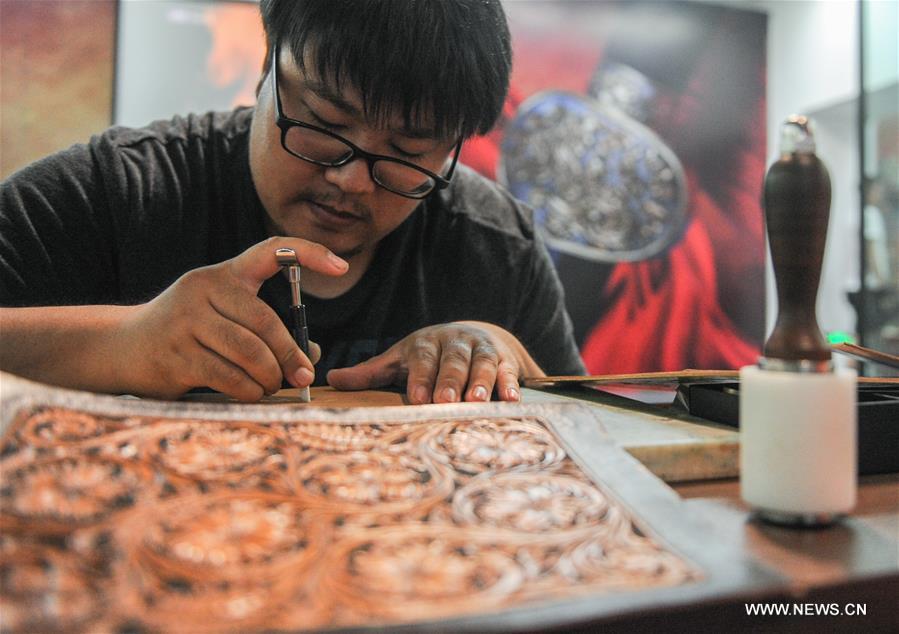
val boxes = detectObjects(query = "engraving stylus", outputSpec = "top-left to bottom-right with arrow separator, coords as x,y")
275,248 -> 311,402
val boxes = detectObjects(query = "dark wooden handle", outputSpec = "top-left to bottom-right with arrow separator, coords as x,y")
763,153 -> 832,362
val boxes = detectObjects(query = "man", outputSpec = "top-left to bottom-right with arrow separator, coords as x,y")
0,0 -> 583,403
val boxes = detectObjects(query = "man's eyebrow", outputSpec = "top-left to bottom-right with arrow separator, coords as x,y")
303,79 -> 361,117
397,126 -> 441,140
304,79 -> 441,141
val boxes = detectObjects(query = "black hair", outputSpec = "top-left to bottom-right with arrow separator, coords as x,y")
259,0 -> 511,140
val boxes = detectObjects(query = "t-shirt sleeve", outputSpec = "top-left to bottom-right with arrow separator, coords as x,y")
0,141 -> 119,306
512,230 -> 586,376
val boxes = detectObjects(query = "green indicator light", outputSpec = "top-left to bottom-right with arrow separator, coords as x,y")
827,330 -> 856,345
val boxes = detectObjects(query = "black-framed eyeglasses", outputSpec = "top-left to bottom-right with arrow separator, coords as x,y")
271,43 -> 462,199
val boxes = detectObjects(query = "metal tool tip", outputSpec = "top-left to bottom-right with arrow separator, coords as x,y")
275,247 -> 298,266
780,115 -> 816,154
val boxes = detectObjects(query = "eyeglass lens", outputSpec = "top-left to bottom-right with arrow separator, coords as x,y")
283,126 -> 436,196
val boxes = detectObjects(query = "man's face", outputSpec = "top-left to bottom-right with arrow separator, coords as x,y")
250,47 -> 457,260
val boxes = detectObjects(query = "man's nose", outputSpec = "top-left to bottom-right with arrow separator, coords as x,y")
323,157 -> 377,195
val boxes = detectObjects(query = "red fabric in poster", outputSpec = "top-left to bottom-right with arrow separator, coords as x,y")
581,172 -> 761,373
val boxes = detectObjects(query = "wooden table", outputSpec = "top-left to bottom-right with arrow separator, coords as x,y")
666,475 -> 899,632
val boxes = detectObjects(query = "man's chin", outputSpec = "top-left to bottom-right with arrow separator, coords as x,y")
332,244 -> 366,260
298,230 -> 368,260
264,215 -> 365,259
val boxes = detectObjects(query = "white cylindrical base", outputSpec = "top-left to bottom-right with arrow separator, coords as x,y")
739,365 -> 857,524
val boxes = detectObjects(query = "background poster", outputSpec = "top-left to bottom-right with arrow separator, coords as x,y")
462,1 -> 767,373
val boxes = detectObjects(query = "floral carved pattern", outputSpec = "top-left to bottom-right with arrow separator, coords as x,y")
0,406 -> 699,632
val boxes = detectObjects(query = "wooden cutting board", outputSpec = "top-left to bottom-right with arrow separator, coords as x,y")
522,387 -> 740,483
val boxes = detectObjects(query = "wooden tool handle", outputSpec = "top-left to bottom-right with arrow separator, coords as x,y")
762,121 -> 832,363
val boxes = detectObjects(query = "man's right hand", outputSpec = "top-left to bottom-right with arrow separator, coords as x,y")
0,237 -> 348,401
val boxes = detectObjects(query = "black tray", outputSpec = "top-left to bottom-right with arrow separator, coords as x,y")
676,382 -> 899,475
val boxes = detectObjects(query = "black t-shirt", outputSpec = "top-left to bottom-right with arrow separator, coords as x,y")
0,108 -> 585,382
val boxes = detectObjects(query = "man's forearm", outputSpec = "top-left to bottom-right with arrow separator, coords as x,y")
0,305 -> 135,393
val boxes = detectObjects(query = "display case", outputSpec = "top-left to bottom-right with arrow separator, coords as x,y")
855,0 -> 899,376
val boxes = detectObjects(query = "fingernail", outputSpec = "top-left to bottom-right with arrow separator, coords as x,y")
412,385 -> 429,404
293,367 -> 314,387
506,386 -> 520,401
440,387 -> 458,403
329,252 -> 349,270
471,385 -> 488,401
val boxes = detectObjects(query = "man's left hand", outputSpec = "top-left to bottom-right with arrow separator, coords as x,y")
326,321 -> 544,403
